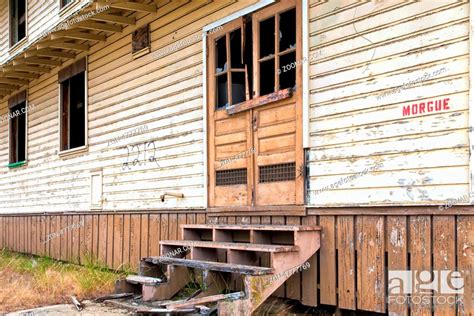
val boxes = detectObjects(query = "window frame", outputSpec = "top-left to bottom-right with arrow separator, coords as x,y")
8,0 -> 28,48
58,59 -> 88,157
208,0 -> 299,113
208,18 -> 248,111
8,91 -> 28,167
252,0 -> 299,98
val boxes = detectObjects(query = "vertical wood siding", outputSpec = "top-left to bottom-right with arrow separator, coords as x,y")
0,211 -> 207,271
0,212 -> 471,315
0,0 -> 259,213
307,0 -> 470,206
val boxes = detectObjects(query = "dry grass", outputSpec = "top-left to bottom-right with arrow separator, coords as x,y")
0,249 -> 129,313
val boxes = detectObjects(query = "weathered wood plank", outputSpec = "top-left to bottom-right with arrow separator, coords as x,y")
169,213 -> 178,241
409,216 -> 431,316
148,214 -> 160,257
161,214 -> 169,241
106,215 -> 114,268
272,216 -> 286,298
178,213 -> 187,240
72,215 -> 81,264
186,213 -> 196,225
76,215 -> 83,263
319,215 -> 337,306
147,257 -> 273,275
196,213 -> 206,224
113,215 -> 124,270
52,215 -> 61,259
356,216 -> 385,313
337,216 -> 356,310
286,216 -> 302,300
386,216 -> 408,316
301,215 -> 318,307
66,216 -> 73,262
433,216 -> 456,315
92,215 -> 99,263
123,214 -> 131,269
40,215 -> 47,256
98,215 -> 108,266
130,214 -> 141,271
84,215 -> 93,262
141,214 -> 149,259
457,216 -> 473,316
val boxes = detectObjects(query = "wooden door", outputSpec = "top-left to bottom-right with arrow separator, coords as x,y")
252,0 -> 302,205
208,19 -> 254,207
208,0 -> 303,208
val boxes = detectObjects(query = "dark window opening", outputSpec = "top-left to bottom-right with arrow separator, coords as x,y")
260,59 -> 275,95
61,0 -> 74,8
244,20 -> 253,98
279,8 -> 296,51
215,36 -> 227,73
61,72 -> 86,151
217,74 -> 228,108
259,17 -> 275,59
231,72 -> 246,105
230,29 -> 243,68
279,51 -> 296,90
9,0 -> 26,46
9,102 -> 26,164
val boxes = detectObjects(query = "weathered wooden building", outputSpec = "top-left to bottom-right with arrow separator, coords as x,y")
0,0 -> 472,314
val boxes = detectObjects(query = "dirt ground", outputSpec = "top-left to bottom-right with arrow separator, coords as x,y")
4,300 -> 131,316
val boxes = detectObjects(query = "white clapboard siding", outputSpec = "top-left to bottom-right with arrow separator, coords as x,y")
0,0 -> 260,214
27,0 -> 59,41
307,0 -> 470,206
0,4 -> 8,65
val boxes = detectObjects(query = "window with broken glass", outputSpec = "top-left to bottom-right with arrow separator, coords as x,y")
211,4 -> 297,110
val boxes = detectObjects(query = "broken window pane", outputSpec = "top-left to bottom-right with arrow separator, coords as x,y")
279,52 -> 296,90
216,36 -> 227,73
279,8 -> 296,51
231,72 -> 246,105
260,59 -> 275,95
217,74 -> 228,109
244,20 -> 253,99
230,28 -> 243,68
259,17 -> 275,58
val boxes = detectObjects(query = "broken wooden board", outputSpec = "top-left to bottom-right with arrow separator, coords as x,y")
146,257 -> 274,275
163,292 -> 245,309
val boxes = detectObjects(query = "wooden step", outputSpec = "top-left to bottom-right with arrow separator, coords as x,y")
144,257 -> 274,275
181,224 -> 321,231
126,275 -> 165,286
160,240 -> 299,252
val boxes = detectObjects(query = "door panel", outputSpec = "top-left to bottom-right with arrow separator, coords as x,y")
253,98 -> 299,205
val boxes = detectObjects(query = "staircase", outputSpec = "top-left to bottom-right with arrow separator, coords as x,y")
123,224 -> 320,315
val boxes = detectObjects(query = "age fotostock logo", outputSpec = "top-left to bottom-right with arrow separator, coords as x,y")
388,270 -> 465,307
